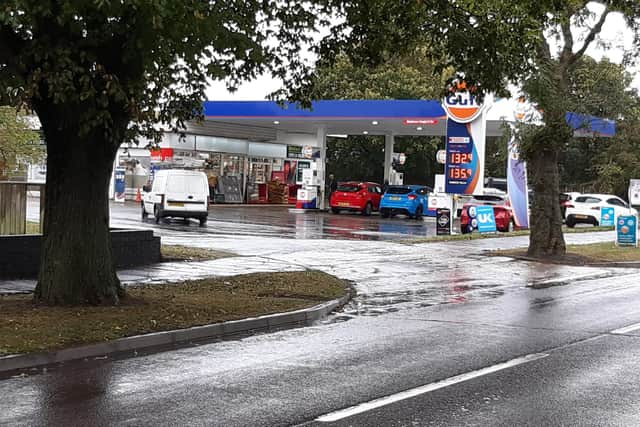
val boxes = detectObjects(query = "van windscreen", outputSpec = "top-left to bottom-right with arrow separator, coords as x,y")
166,175 -> 205,194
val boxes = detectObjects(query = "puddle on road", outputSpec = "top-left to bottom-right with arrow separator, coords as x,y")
332,281 -> 506,321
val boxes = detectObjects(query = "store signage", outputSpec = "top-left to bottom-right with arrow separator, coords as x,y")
443,92 -> 485,124
287,145 -> 320,159
436,208 -> 452,235
403,119 -> 439,125
617,215 -> 638,247
149,148 -> 174,162
468,205 -> 496,233
436,150 -> 446,164
114,167 -> 126,203
600,207 -> 615,227
443,85 -> 487,195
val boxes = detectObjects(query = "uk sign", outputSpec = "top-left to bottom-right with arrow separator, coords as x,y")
468,205 -> 497,233
600,207 -> 615,227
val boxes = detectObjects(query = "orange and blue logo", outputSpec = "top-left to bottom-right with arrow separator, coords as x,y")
443,91 -> 485,123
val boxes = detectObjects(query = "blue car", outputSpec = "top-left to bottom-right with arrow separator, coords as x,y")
380,185 -> 432,219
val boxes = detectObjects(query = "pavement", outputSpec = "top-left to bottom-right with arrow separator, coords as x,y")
3,200 -> 640,425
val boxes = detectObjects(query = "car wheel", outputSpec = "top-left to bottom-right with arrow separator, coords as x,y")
362,202 -> 372,216
331,208 -> 340,214
592,218 -> 599,227
141,202 -> 148,220
154,205 -> 161,224
199,216 -> 207,227
380,209 -> 390,218
414,206 -> 423,220
565,216 -> 576,228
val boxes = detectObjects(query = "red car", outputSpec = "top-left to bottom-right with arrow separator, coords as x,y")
460,194 -> 515,233
330,181 -> 383,216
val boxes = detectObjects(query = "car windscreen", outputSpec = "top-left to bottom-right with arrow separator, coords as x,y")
575,196 -> 601,203
470,195 -> 504,203
385,186 -> 412,195
336,184 -> 361,192
166,175 -> 205,194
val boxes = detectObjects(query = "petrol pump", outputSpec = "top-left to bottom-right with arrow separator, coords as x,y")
296,165 -> 319,209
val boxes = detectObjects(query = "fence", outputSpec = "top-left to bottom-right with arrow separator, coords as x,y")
0,182 -> 45,235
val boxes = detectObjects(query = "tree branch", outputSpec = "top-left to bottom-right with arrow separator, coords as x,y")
560,20 -> 574,64
569,6 -> 610,66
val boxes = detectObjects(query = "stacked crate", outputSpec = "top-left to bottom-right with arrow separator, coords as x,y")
268,180 -> 289,204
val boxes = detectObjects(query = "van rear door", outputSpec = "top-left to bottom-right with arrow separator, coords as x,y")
165,173 -> 208,211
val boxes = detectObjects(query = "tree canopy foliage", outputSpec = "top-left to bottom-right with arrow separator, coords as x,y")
0,107 -> 42,178
313,52 -> 449,185
0,1 -> 333,305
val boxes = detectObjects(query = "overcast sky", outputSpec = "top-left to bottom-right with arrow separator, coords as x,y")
205,5 -> 639,101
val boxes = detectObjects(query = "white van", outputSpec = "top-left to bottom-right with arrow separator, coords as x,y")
141,169 -> 209,226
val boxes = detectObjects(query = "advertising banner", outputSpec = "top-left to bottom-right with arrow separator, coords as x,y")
114,167 -> 126,203
436,208 -> 452,236
600,207 -> 615,227
506,97 -> 534,229
443,89 -> 487,194
469,205 -> 497,233
617,215 -> 638,247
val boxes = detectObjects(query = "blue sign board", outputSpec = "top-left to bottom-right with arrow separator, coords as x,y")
469,205 -> 497,233
114,166 -> 126,202
617,215 -> 637,246
600,207 -> 615,227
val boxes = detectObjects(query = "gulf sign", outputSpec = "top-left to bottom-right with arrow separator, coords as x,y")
443,92 -> 485,123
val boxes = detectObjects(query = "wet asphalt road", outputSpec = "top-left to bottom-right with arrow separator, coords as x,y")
5,200 -> 640,426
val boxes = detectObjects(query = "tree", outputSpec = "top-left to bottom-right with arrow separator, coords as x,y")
0,107 -> 42,179
330,0 -> 640,257
0,2 -> 328,305
313,52 -> 450,183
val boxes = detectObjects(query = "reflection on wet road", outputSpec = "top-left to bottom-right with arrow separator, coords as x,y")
22,199 -> 629,321
109,203 -> 441,241
7,199 -> 640,426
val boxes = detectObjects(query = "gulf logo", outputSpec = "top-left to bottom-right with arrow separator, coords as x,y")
443,91 -> 485,123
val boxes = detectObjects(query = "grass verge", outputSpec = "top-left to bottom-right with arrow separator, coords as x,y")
161,244 -> 235,261
403,225 -> 614,244
492,241 -> 640,265
0,271 -> 349,356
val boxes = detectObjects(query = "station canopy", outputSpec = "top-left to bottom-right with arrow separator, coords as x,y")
200,99 -> 615,140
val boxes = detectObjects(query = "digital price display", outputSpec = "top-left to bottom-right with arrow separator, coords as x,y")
445,120 -> 480,194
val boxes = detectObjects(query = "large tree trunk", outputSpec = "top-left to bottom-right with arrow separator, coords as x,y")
527,147 -> 566,257
34,104 -> 124,305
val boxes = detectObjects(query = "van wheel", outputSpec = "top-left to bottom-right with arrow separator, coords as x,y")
414,206 -> 423,220
362,203 -> 372,216
154,206 -> 161,224
199,216 -> 207,227
141,203 -> 148,220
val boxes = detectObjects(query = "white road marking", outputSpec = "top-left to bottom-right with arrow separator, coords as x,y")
315,352 -> 549,423
611,322 -> 640,335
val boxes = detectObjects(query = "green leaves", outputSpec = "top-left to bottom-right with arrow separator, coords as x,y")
0,107 -> 43,177
0,1 -> 328,143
